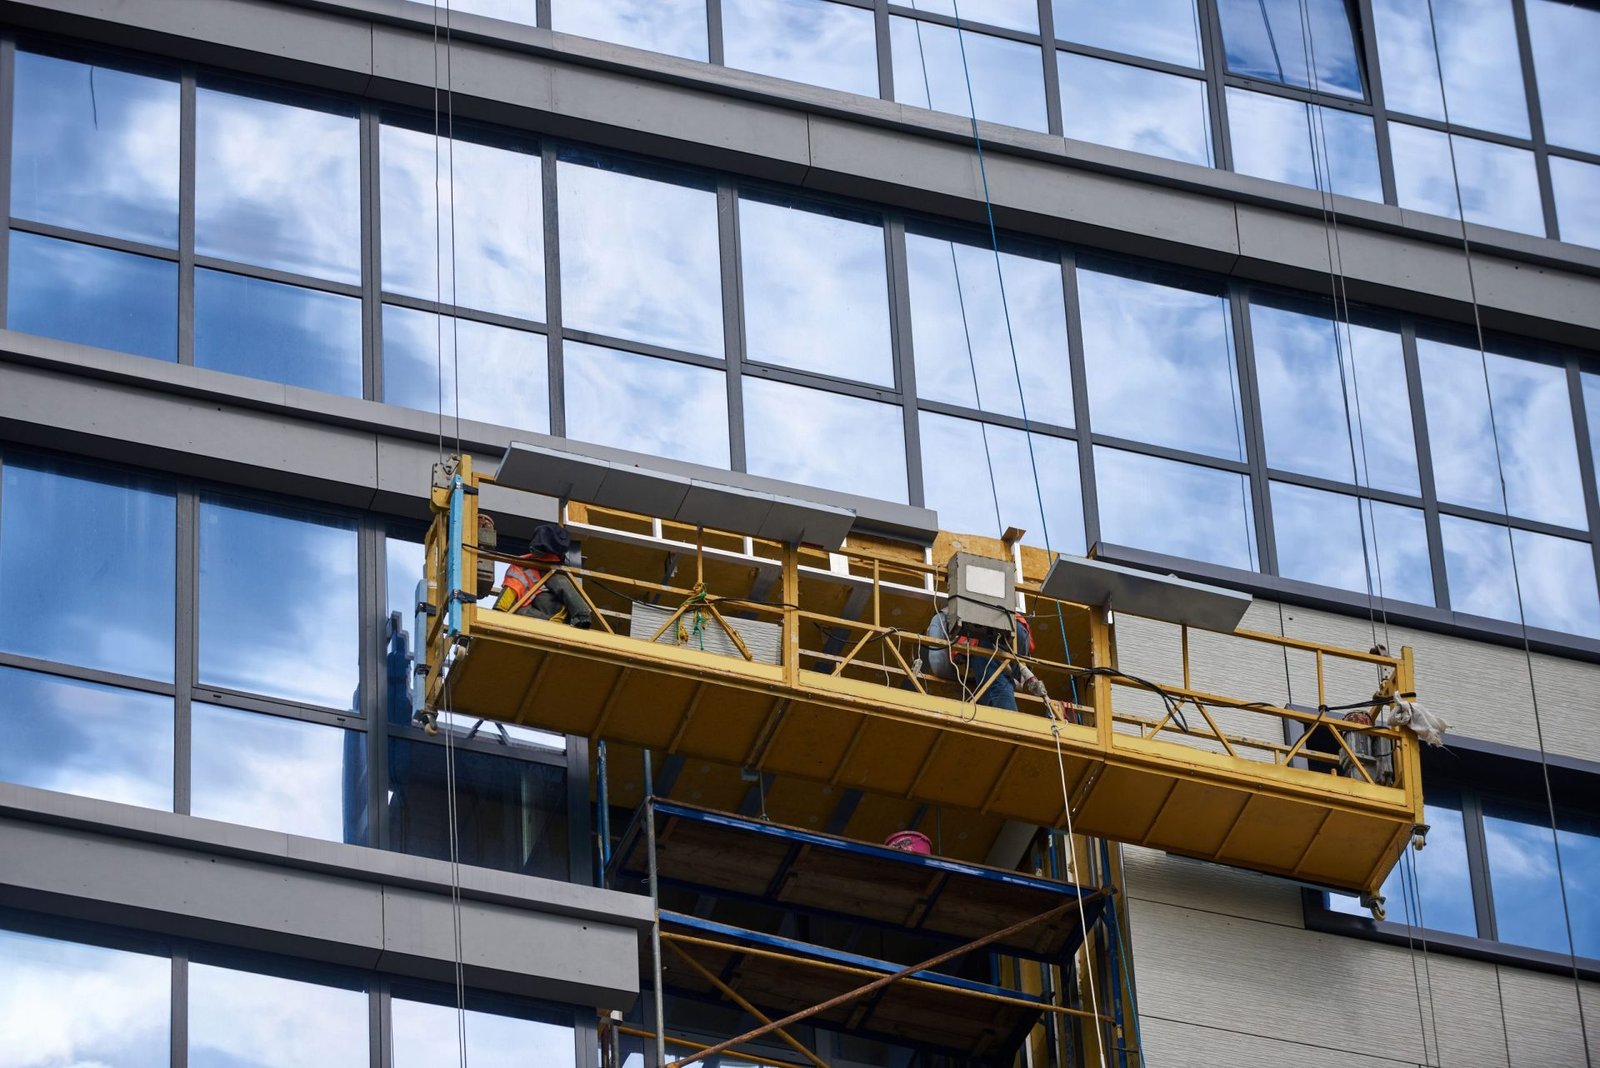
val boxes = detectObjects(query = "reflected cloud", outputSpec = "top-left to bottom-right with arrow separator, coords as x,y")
1094,447 -> 1258,570
191,703 -> 358,843
383,305 -> 549,433
905,0 -> 1037,32
1551,156 -> 1600,250
7,231 -> 177,360
1390,124 -> 1544,236
1527,0 -> 1600,155
1270,482 -> 1433,605
743,378 -> 907,503
551,0 -> 709,61
1330,800 -> 1475,935
724,0 -> 879,96
1052,0 -> 1203,67
1226,88 -> 1381,202
1484,804 -> 1600,957
1373,0 -> 1528,137
452,0 -> 536,24
393,998 -> 576,1068
920,412 -> 1083,551
189,964 -> 368,1068
1440,515 -> 1600,638
889,17 -> 1048,132
1216,0 -> 1364,97
564,341 -> 729,468
1059,54 -> 1212,167
194,269 -> 362,396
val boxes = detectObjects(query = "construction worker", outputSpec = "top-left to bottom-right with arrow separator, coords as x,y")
494,523 -> 593,628
924,608 -> 1054,717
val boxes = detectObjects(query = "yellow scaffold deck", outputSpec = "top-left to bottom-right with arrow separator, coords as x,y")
422,455 -> 1425,896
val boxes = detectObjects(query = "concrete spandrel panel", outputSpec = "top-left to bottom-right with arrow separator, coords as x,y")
1498,966 -> 1600,1068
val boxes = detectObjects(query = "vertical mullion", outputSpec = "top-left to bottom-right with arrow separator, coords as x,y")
567,735 -> 593,884
171,950 -> 189,1068
1566,361 -> 1600,593
707,0 -> 725,66
536,0 -> 552,29
371,974 -> 389,1068
178,70 -> 197,366
372,527 -> 395,854
887,217 -> 923,505
1195,0 -> 1232,171
0,36 -> 15,327
718,181 -> 747,472
362,108 -> 383,402
1354,0 -> 1398,205
1460,791 -> 1498,940
874,0 -> 894,101
542,146 -> 565,437
1401,322 -> 1450,609
1061,250 -> 1099,552
1509,0 -> 1559,240
1230,286 -> 1274,575
174,490 -> 198,816
1038,0 -> 1062,137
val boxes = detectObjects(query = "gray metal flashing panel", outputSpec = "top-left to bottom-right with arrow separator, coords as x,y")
1041,554 -> 1254,634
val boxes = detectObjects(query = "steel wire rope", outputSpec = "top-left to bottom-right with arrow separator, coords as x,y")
1420,2 -> 1591,1059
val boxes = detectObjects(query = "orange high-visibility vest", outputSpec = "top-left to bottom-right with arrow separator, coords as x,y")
494,561 -> 543,613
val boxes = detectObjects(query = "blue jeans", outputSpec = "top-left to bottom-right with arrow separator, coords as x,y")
970,656 -> 1017,710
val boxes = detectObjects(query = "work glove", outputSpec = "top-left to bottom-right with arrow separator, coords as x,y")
1023,675 -> 1049,700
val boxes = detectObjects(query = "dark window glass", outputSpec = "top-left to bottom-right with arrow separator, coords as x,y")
1077,265 -> 1245,461
1216,0 -> 1364,98
557,159 -> 723,357
380,124 -> 544,320
198,498 -> 360,711
1095,447 -> 1258,570
1270,482 -> 1433,604
1440,517 -> 1600,638
1390,124 -> 1544,236
1329,799 -> 1475,936
1527,0 -> 1600,155
388,738 -> 569,879
739,198 -> 892,385
908,0 -> 1038,32
1251,302 -> 1418,495
1551,156 -> 1600,250
383,306 -> 549,431
743,378 -> 908,502
1059,54 -> 1213,167
1226,88 -> 1381,202
906,233 -> 1072,427
193,269 -> 362,396
889,17 -> 1049,133
0,927 -> 170,1066
0,456 -> 176,680
1419,341 -> 1585,529
1586,372 -> 1600,500
1052,0 -> 1203,67
1484,800 -> 1600,959
1373,0 -> 1527,137
0,665 -> 173,810
563,342 -> 729,468
550,0 -> 709,61
392,997 -> 577,1067
191,703 -> 367,844
723,0 -> 879,96
188,963 -> 368,1067
920,414 -> 1083,551
7,231 -> 177,360
195,86 -> 360,283
12,51 -> 179,246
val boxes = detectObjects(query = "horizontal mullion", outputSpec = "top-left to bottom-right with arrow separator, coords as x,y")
380,292 -> 548,334
1265,469 -> 1424,508
192,256 -> 363,299
915,397 -> 1076,438
1053,41 -> 1206,81
9,218 -> 180,261
1549,145 -> 1600,169
0,649 -> 177,696
1089,433 -> 1251,474
559,327 -> 726,370
738,360 -> 901,403
884,4 -> 1040,45
1219,74 -> 1372,113
1434,501 -> 1591,541
1378,110 -> 1537,151
189,683 -> 366,727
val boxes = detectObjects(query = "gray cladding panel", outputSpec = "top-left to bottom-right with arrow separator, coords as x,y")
1137,1015 -> 1418,1068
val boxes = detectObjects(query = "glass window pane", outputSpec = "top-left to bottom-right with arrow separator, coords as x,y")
1551,155 -> 1600,250
191,704 -> 366,844
1329,799 -> 1475,937
1484,800 -> 1600,959
199,498 -> 359,710
1216,0 -> 1365,97
12,51 -> 179,246
739,198 -> 892,384
0,456 -> 176,680
1527,0 -> 1600,154
1419,340 -> 1585,529
743,378 -> 908,502
195,86 -> 360,283
392,997 -> 576,1068
1052,0 -> 1203,67
1226,88 -> 1382,202
388,738 -> 569,879
563,342 -> 729,467
550,0 -> 709,61
1251,301 -> 1418,494
1390,124 -> 1544,236
723,0 -> 879,96
904,0 -> 1038,32
1441,516 -> 1600,638
1095,447 -> 1259,570
383,306 -> 549,432
920,414 -> 1083,551
1077,265 -> 1245,460
890,18 -> 1048,133
1587,372 -> 1600,500
189,963 -> 368,1068
906,233 -> 1072,426
453,0 -> 536,24
1373,0 -> 1528,136
0,927 -> 170,1067
194,270 -> 363,396
380,125 -> 544,320
557,158 -> 723,357
1270,482 -> 1434,605
7,231 -> 176,360
1059,54 -> 1212,167
0,666 -> 173,810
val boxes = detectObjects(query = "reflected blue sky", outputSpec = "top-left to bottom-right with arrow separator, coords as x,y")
1226,88 -> 1381,203
740,198 -> 893,384
12,51 -> 178,246
1059,54 -> 1212,167
1252,303 -> 1418,494
1419,340 -> 1586,529
906,233 -> 1072,426
564,341 -> 729,468
550,0 -> 708,61
0,928 -> 170,1068
1440,516 -> 1600,638
453,0 -> 535,24
1095,447 -> 1258,570
380,124 -> 544,321
1216,0 -> 1364,98
8,231 -> 177,360
0,457 -> 176,681
194,269 -> 362,396
1526,0 -> 1600,155
189,963 -> 368,1068
723,0 -> 879,96
1551,156 -> 1600,250
1373,0 -> 1528,137
744,378 -> 907,502
1330,799 -> 1476,936
0,666 -> 173,810
920,413 -> 1083,551
383,305 -> 548,432
1271,482 -> 1434,605
1390,124 -> 1544,236
1052,0 -> 1202,67
890,17 -> 1048,133
199,498 -> 360,710
905,0 -> 1037,33
1077,266 -> 1245,460
1484,801 -> 1599,959
392,998 -> 576,1068
195,86 -> 360,283
557,159 -> 723,357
